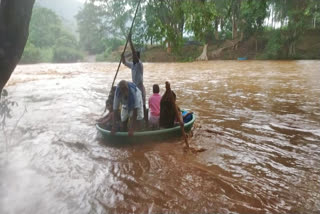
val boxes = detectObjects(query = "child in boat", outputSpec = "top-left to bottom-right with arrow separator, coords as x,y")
148,84 -> 161,129
160,81 -> 189,148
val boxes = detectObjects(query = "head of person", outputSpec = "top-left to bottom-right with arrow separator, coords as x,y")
104,86 -> 117,113
165,81 -> 171,91
165,81 -> 176,102
153,84 -> 160,94
118,80 -> 129,99
105,86 -> 117,112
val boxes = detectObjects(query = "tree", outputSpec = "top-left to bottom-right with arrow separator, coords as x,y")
183,0 -> 217,60
21,6 -> 82,63
0,0 -> 35,94
270,0 -> 312,57
77,0 -> 146,54
240,0 -> 268,38
20,41 -> 42,64
76,2 -> 106,54
145,0 -> 185,53
29,7 -> 62,48
53,30 -> 83,63
183,0 -> 217,42
240,0 -> 268,51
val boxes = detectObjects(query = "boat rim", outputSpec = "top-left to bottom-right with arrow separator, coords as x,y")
96,113 -> 196,137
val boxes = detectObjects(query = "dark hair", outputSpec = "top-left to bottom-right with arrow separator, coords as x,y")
136,51 -> 140,59
153,84 -> 160,93
104,86 -> 117,113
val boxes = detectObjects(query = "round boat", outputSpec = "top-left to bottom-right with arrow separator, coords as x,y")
96,113 -> 196,143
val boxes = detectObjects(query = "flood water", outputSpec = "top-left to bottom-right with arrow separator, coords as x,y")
1,61 -> 320,214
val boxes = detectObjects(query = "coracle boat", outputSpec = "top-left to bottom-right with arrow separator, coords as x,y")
96,112 -> 195,143
237,57 -> 248,60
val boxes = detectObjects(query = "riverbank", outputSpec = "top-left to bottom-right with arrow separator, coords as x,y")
99,29 -> 320,62
18,30 -> 320,65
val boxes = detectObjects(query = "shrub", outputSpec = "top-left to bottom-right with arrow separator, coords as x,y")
20,42 -> 42,64
262,30 -> 286,59
53,46 -> 83,63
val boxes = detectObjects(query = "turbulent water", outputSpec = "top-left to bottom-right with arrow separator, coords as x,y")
1,61 -> 320,214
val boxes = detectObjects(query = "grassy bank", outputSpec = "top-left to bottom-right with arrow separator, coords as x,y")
98,29 -> 320,62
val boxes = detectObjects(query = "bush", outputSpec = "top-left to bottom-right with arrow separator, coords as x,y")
104,38 -> 124,52
53,46 -> 83,63
261,30 -> 286,59
39,48 -> 54,62
96,53 -> 106,62
20,42 -> 42,64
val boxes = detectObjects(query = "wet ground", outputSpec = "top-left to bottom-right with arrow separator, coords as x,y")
1,61 -> 320,213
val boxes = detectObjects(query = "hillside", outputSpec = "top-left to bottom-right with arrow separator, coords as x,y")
35,0 -> 83,34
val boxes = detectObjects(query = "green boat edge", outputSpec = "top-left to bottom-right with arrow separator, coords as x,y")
96,113 -> 196,143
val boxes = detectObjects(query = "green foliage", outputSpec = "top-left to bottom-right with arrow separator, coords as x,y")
53,47 -> 83,63
56,30 -> 79,49
260,30 -> 285,59
76,0 -> 146,54
20,41 -> 42,64
76,2 -> 106,54
22,6 -> 82,63
144,0 -> 185,52
183,0 -> 217,42
105,38 -> 125,52
240,0 -> 268,37
29,7 -> 62,48
39,48 -> 54,62
53,31 -> 83,63
25,0 -> 320,61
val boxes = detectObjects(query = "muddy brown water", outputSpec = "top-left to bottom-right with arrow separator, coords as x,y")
1,61 -> 320,214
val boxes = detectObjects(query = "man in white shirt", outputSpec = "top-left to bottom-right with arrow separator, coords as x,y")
121,33 -> 146,120
112,80 -> 144,136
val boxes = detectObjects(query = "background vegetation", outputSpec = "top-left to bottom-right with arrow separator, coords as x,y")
21,7 -> 83,64
22,0 -> 320,63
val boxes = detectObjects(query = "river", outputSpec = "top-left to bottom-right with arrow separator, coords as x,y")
1,61 -> 320,213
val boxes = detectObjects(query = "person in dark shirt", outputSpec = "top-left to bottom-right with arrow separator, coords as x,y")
160,81 -> 189,148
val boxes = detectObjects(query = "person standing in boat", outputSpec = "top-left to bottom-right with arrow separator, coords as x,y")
111,80 -> 144,136
121,33 -> 146,120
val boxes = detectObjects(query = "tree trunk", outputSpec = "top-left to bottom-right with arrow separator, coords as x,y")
214,31 -> 219,41
167,41 -> 171,54
220,18 -> 224,32
240,32 -> 244,41
232,16 -> 238,39
255,38 -> 258,52
196,44 -> 208,61
214,19 -> 219,40
0,0 -> 35,94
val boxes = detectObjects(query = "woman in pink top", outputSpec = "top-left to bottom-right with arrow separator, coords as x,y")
148,84 -> 162,129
